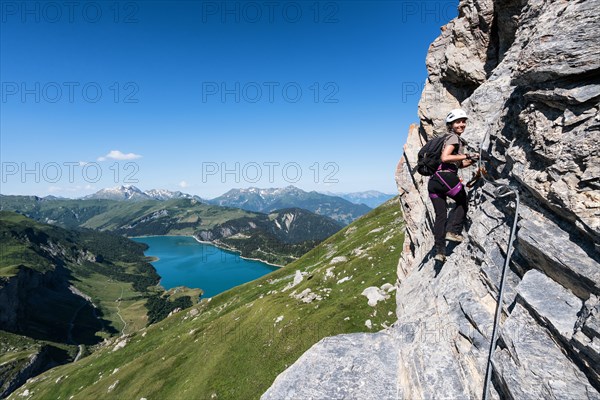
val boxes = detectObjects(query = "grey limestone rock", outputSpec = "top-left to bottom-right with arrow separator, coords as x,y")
261,332 -> 399,400
494,303 -> 599,400
516,269 -> 581,340
517,207 -> 600,299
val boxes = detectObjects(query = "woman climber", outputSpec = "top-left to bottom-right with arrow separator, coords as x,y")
428,108 -> 479,262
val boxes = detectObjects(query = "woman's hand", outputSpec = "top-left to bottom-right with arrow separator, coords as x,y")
462,153 -> 479,167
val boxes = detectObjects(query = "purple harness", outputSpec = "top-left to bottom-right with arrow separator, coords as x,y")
429,165 -> 463,199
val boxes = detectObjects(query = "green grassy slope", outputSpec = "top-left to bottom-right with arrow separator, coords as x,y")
0,196 -> 256,233
81,199 -> 255,233
0,212 -> 56,277
0,197 -> 123,229
0,212 -> 204,397
9,197 -> 404,400
0,211 -> 186,339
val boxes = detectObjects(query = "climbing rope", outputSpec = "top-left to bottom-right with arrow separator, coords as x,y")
481,185 -> 519,400
471,133 -> 521,400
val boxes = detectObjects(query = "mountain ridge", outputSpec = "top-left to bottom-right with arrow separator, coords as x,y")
0,196 -> 342,266
82,185 -> 205,202
31,184 -> 373,225
208,185 -> 371,225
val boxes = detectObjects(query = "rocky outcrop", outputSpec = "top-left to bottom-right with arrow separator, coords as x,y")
262,332 -> 399,400
0,265 -> 80,337
392,0 -> 599,395
195,208 -> 341,245
0,346 -> 62,399
263,0 -> 599,398
0,266 -> 81,398
0,268 -> 39,331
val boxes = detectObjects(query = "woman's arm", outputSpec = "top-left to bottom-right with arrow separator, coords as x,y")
440,144 -> 463,163
440,144 -> 478,168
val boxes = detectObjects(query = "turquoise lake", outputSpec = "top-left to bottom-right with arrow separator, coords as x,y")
131,236 -> 279,298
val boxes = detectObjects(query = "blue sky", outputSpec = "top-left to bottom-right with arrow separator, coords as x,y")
0,0 -> 458,198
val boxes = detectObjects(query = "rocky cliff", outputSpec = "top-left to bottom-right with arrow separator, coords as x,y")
262,0 -> 600,398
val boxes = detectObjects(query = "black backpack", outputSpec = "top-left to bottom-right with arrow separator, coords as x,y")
416,134 -> 449,176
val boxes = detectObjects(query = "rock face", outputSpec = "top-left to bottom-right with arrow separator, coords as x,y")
263,0 -> 600,398
0,346 -> 58,399
262,332 -> 399,400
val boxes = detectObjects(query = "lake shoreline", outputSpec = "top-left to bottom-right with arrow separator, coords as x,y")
130,234 -> 284,268
191,236 -> 284,268
131,234 -> 282,297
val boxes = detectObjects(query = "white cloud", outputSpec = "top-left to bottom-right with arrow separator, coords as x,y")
97,150 -> 142,162
179,180 -> 189,188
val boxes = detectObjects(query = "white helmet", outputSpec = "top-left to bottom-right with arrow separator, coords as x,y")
445,108 -> 469,123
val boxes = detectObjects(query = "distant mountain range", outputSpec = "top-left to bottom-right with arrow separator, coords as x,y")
4,185 -> 383,228
207,186 -> 371,225
83,186 -> 205,202
79,185 -> 373,225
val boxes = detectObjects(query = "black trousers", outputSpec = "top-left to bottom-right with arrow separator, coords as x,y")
428,172 -> 468,251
